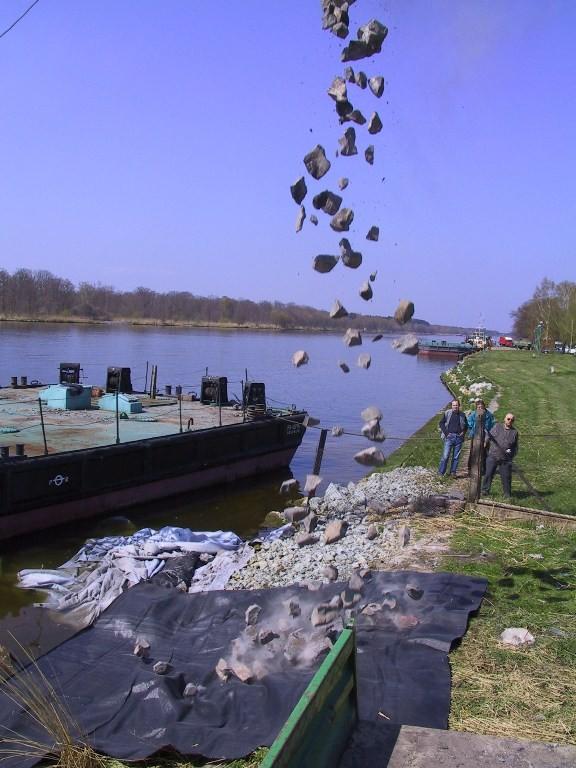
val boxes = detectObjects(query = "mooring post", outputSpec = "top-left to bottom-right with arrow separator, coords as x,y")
313,429 -> 328,476
38,397 -> 48,455
115,390 -> 120,445
179,393 -> 183,433
467,412 -> 485,502
144,361 -> 149,395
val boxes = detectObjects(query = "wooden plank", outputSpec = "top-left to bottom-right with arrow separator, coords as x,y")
475,500 -> 576,531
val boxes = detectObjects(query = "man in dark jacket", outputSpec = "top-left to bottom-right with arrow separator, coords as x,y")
438,399 -> 468,476
481,413 -> 519,498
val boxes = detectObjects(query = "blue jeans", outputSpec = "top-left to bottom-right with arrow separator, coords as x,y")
438,434 -> 464,475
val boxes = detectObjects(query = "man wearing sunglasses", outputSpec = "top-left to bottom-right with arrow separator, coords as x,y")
481,413 -> 519,498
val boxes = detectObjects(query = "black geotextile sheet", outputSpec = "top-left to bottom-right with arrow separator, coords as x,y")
0,571 -> 486,766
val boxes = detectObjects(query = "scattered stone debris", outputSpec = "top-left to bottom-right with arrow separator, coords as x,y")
331,425 -> 344,436
394,299 -> 415,325
369,75 -> 385,97
392,334 -> 419,355
357,353 -> 371,369
370,270 -> 378,281
279,478 -> 298,495
372,333 -> 383,342
362,418 -> 385,441
366,524 -> 378,540
259,629 -> 279,645
398,525 -> 411,548
284,506 -> 310,523
367,112 -> 383,134
313,254 -> 339,273
324,519 -> 348,544
303,145 -> 331,179
354,447 -> 385,466
348,571 -> 365,592
342,19 -> 388,62
330,299 -> 349,319
306,416 -> 321,427
366,226 -> 379,242
295,206 -> 306,232
321,1 -> 350,38
286,598 -> 301,617
323,564 -> 339,581
338,177 -> 349,190
327,75 -> 348,103
290,176 -> 307,204
343,109 -> 366,126
331,208 -> 354,232
339,127 -> 358,156
406,584 -> 424,600
245,604 -> 262,626
133,639 -> 150,658
344,65 -> 355,82
339,237 -> 362,267
500,628 -> 535,647
354,70 -> 367,89
215,658 -> 231,682
309,214 -> 318,225
338,362 -> 350,373
295,533 -> 320,547
313,190 -> 343,215
302,513 -> 318,533
365,145 -> 375,165
343,328 -> 362,347
336,99 -> 354,119
359,281 -> 373,301
153,661 -> 170,675
304,474 -> 323,495
292,350 -> 309,367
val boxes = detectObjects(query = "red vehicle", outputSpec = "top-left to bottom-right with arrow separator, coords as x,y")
499,336 -> 514,347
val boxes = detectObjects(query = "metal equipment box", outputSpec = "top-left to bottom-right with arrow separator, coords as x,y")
200,376 -> 228,405
40,384 -> 92,410
98,393 -> 143,414
106,367 -> 133,394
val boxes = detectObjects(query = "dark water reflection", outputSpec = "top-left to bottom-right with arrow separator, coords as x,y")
0,322 -> 458,638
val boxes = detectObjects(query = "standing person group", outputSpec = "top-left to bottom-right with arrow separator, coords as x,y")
438,399 -> 468,476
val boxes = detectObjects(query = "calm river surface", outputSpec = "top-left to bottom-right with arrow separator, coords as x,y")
0,322 -> 457,643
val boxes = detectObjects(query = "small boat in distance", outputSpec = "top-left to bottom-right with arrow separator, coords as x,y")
0,375 -> 307,542
417,338 -> 476,359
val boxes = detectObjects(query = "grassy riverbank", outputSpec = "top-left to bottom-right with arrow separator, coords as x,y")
384,349 -> 576,744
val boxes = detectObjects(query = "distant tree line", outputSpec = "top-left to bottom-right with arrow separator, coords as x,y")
0,267 -> 473,334
511,278 -> 576,346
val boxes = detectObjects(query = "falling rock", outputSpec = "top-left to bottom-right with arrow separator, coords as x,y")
366,226 -> 379,242
331,208 -> 354,232
398,525 -> 411,547
307,415 -> 321,426
382,593 -> 397,610
329,594 -> 344,610
286,599 -> 301,617
295,532 -> 320,547
336,99 -> 354,119
304,474 -> 323,495
338,177 -> 349,190
153,661 -> 170,675
370,270 -> 378,281
366,524 -> 378,540
324,519 -> 348,544
327,76 -> 348,102
292,350 -> 309,367
332,425 -> 344,436
303,145 -> 331,180
295,206 -> 306,233
369,75 -> 385,97
361,406 -> 383,422
311,604 -> 340,627
284,631 -> 306,664
215,658 -> 231,682
348,572 -> 365,592
279,478 -> 298,495
302,513 -> 318,533
290,176 -> 307,205
133,639 -> 150,658
368,112 -> 383,134
339,237 -> 362,268
499,628 -> 535,647
230,660 -> 254,683
361,418 -> 385,441
392,333 -> 419,355
338,362 -> 350,373
354,447 -> 385,466
359,281 -> 373,301
313,254 -> 339,273
343,109 -> 366,126
344,66 -> 355,82
323,565 -> 339,581
394,299 -> 415,324
406,584 -> 424,600
339,127 -> 358,157
354,70 -> 367,89
343,328 -> 362,347
358,19 -> 389,54
372,333 -> 383,342
309,214 -> 318,225
245,604 -> 262,626
283,506 -> 309,523
357,353 -> 371,369
331,21 -> 349,39
341,589 -> 361,608
259,629 -> 279,645
330,299 -> 349,319
365,145 -> 375,165
313,190 -> 342,215
362,602 -> 382,616
341,40 -> 370,62
183,683 -> 198,697
304,580 -> 323,592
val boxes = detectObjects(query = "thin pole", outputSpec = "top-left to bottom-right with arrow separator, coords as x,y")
38,397 -> 48,455
241,379 -> 246,423
144,361 -> 149,395
179,393 -> 183,434
313,429 -> 328,476
115,390 -> 120,445
218,385 -> 222,427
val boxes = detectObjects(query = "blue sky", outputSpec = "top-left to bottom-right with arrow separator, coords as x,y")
1,0 -> 575,331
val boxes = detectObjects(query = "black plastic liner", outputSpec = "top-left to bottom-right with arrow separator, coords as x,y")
0,571 -> 486,766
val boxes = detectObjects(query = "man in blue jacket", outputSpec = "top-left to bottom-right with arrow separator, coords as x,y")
438,399 -> 469,476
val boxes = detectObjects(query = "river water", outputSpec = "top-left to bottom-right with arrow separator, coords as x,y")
0,322 -> 457,642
